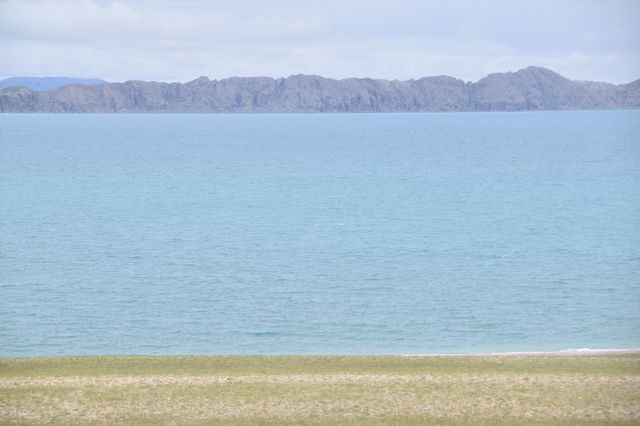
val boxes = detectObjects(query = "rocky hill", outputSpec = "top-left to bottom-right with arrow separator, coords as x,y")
0,77 -> 107,91
0,67 -> 637,113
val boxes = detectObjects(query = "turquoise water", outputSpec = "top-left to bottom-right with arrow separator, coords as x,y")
1,111 -> 639,356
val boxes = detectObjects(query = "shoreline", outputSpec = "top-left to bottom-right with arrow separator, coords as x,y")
3,348 -> 640,359
403,348 -> 640,357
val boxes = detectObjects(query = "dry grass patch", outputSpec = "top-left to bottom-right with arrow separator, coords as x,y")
1,355 -> 639,424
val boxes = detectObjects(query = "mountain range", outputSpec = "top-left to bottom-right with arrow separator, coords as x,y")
0,77 -> 107,92
0,67 -> 638,113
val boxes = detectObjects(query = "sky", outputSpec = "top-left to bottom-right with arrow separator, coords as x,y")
0,0 -> 638,84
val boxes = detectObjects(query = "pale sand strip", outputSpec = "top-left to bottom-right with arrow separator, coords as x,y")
1,373 -> 638,388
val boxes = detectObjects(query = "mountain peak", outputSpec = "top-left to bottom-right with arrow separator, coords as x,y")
517,66 -> 566,78
187,76 -> 211,85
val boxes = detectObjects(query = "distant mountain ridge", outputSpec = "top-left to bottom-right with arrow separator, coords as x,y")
0,77 -> 107,91
1,67 -> 638,113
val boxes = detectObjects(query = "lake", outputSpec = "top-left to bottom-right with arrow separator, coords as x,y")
1,111 -> 639,355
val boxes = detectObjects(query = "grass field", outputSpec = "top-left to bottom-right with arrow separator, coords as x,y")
1,354 -> 639,424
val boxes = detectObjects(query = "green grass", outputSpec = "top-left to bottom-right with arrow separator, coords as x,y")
1,355 -> 639,424
2,354 -> 639,377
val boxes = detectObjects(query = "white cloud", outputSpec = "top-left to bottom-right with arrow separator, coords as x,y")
0,0 -> 638,83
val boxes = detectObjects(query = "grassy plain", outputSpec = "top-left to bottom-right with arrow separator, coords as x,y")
1,354 -> 639,424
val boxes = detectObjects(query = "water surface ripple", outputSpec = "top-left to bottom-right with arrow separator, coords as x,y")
1,111 -> 639,355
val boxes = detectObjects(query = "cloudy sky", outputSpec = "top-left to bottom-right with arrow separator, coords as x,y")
0,0 -> 638,83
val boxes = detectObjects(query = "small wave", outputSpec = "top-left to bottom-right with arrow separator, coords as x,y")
559,347 -> 640,354
402,348 -> 640,356
247,331 -> 280,337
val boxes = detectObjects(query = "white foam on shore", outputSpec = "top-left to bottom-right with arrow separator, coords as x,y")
401,348 -> 640,356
